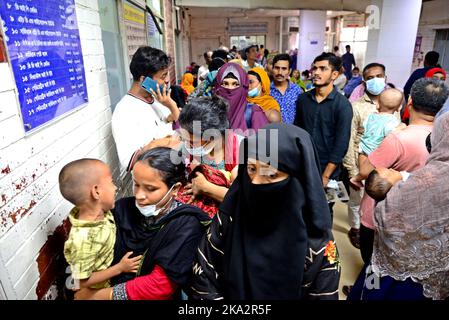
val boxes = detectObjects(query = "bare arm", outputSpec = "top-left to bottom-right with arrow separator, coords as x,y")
79,252 -> 141,289
79,265 -> 122,289
322,162 -> 338,187
343,106 -> 360,178
201,183 -> 229,203
358,154 -> 375,179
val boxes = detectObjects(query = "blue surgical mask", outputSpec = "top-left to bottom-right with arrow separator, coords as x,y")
366,77 -> 386,96
248,87 -> 260,98
135,184 -> 176,217
184,141 -> 214,157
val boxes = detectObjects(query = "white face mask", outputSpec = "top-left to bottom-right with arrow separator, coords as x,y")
135,184 -> 176,217
184,141 -> 214,157
366,77 -> 386,96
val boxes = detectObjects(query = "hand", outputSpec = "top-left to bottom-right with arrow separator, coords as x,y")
149,83 -> 176,110
118,251 -> 142,273
183,172 -> 210,203
322,175 -> 329,188
350,177 -> 364,190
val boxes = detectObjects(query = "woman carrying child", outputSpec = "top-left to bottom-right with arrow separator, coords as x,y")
74,147 -> 210,300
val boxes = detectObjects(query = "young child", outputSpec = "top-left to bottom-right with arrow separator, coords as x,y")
364,167 -> 410,201
359,88 -> 405,156
59,159 -> 142,289
351,89 -> 405,187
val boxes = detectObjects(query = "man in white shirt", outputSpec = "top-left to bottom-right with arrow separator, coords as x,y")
111,46 -> 180,172
197,51 -> 213,86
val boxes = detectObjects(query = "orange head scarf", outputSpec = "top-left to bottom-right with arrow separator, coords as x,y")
181,73 -> 195,94
247,67 -> 280,112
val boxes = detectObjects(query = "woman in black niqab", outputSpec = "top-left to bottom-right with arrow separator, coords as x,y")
190,123 -> 340,300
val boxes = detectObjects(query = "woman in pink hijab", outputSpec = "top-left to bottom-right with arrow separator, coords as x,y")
214,62 -> 268,134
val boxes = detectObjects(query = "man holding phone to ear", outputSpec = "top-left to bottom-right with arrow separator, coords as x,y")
112,46 -> 180,172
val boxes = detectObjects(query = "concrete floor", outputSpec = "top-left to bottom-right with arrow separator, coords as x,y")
332,201 -> 364,300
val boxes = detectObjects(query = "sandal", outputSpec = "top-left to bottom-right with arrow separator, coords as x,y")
348,228 -> 360,249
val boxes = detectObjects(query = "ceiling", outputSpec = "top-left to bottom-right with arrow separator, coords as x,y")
176,0 -> 373,12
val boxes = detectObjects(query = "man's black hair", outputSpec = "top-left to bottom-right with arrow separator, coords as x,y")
273,53 -> 292,69
130,46 -> 171,81
212,49 -> 228,61
362,63 -> 386,76
313,52 -> 342,71
424,51 -> 439,67
411,78 -> 449,116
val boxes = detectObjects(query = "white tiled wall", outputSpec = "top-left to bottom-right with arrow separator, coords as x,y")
0,0 -> 120,299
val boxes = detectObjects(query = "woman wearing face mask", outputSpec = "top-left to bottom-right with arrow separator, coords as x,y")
176,96 -> 242,216
215,62 -> 268,133
74,147 -> 210,300
247,67 -> 282,123
190,123 -> 340,300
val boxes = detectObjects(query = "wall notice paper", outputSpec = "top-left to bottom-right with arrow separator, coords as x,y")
0,0 -> 88,133
326,180 -> 350,203
124,1 -> 146,63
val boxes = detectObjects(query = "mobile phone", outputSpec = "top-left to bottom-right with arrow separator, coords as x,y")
141,77 -> 168,95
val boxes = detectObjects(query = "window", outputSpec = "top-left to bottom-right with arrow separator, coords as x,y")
146,9 -> 164,50
100,0 -> 128,110
230,35 -> 265,51
146,0 -> 164,51
147,0 -> 161,16
123,1 -> 147,62
339,26 -> 369,69
434,29 -> 449,72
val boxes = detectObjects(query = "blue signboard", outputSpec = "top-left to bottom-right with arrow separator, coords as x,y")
0,0 -> 88,133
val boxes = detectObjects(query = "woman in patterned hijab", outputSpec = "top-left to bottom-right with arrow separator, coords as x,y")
350,111 -> 449,300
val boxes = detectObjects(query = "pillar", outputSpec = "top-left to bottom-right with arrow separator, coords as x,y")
297,10 -> 327,72
365,0 -> 422,89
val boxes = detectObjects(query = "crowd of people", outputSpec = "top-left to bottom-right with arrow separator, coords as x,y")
59,43 -> 449,301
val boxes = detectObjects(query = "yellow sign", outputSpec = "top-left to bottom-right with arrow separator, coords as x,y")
124,2 -> 144,25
